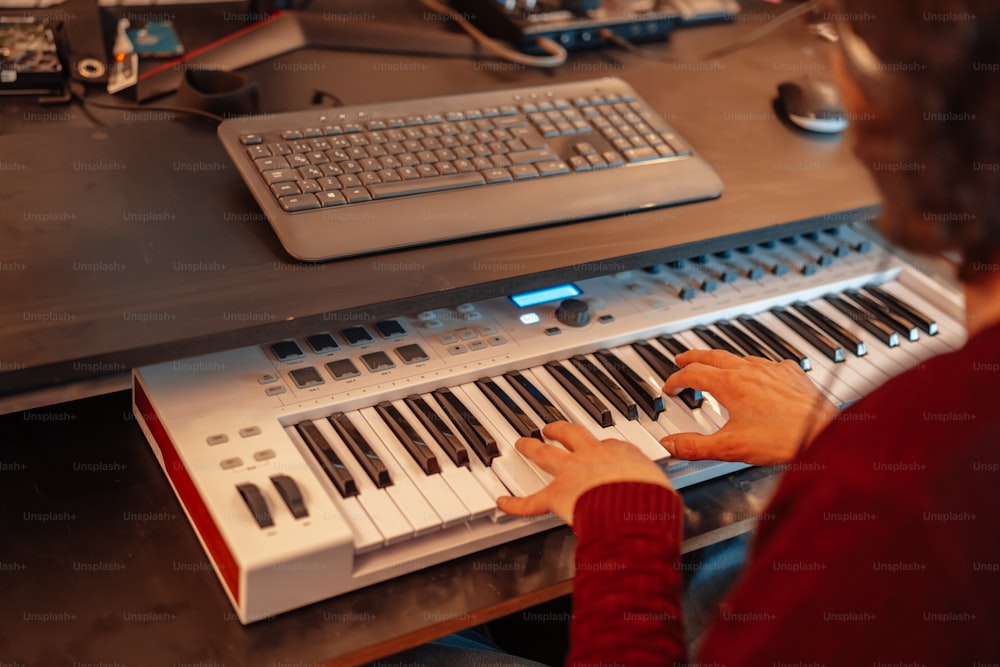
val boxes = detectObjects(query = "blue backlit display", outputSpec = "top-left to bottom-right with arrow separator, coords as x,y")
509,284 -> 581,308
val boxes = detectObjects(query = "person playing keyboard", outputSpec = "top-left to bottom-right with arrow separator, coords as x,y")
492,0 -> 1000,664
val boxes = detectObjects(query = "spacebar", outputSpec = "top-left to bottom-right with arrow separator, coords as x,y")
368,173 -> 486,199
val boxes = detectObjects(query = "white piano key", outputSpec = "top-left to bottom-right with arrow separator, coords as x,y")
877,281 -> 967,351
451,384 -> 550,497
389,398 -> 498,521
310,418 -> 415,546
358,406 -> 468,529
525,364 -> 669,463
283,424 -> 382,554
345,410 -> 442,536
807,297 -> 914,382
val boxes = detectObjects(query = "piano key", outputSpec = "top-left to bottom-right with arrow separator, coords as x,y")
404,395 -> 469,468
791,301 -> 867,357
714,320 -> 781,361
692,325 -> 743,357
610,343 -> 722,435
736,314 -> 811,371
844,290 -> 919,342
475,378 -> 542,438
874,281 -> 965,351
863,284 -> 938,335
360,406 -> 467,528
526,364 -> 668,463
630,340 -> 704,410
503,370 -> 567,423
388,399 -> 499,521
449,384 -> 550,497
824,294 -> 900,347
771,306 -> 845,363
405,395 -> 513,522
655,333 -> 689,357
806,298 -> 913,382
335,413 -> 441,537
570,354 -> 638,420
327,412 -> 393,488
374,401 -> 441,474
543,360 -> 613,426
651,331 -> 732,428
310,419 -> 415,545
285,424 -> 381,552
753,310 -> 879,402
593,348 -> 665,420
294,420 -> 358,498
432,388 -> 500,465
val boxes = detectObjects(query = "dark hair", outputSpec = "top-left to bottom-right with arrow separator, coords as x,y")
836,0 -> 1000,281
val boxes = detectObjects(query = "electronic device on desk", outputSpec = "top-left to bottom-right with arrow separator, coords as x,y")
218,77 -> 723,262
444,0 -> 740,54
0,17 -> 65,96
133,223 -> 965,622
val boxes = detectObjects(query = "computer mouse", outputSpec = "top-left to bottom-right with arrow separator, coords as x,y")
777,78 -> 848,133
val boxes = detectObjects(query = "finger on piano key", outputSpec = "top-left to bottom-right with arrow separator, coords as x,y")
503,370 -> 567,423
753,311 -> 875,403
450,384 -> 551,497
845,289 -> 920,342
327,412 -> 393,487
593,349 -> 665,420
413,393 -> 516,522
863,284 -> 937,335
630,340 -> 705,410
405,394 -> 470,468
770,306 -> 845,363
389,398 -> 498,521
341,411 -> 443,536
570,354 -> 639,420
623,336 -> 725,432
824,294 -> 900,348
525,364 -> 668,463
791,301 -> 867,357
543,360 -> 613,427
432,388 -> 500,465
360,406 -> 469,528
312,418 -> 416,545
475,377 -> 543,439
285,424 -> 382,553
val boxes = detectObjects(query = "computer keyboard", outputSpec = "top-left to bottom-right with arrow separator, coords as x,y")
218,77 -> 723,262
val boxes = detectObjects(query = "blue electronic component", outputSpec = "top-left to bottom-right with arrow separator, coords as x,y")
509,284 -> 581,308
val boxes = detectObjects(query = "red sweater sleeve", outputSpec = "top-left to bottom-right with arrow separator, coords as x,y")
568,482 -> 687,667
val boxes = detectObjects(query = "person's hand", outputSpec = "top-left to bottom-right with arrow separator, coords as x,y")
660,349 -> 838,465
496,421 -> 674,526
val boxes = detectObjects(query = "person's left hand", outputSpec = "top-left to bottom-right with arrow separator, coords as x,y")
496,421 -> 675,526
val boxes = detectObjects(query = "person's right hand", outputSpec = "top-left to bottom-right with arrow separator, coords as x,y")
660,349 -> 838,465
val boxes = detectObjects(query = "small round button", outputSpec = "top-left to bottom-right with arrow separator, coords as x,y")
555,298 -> 591,327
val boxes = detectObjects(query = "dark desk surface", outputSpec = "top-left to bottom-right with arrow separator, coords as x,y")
0,390 -> 781,666
0,0 -> 879,400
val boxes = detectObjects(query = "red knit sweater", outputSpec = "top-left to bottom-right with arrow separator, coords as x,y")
568,323 -> 1000,666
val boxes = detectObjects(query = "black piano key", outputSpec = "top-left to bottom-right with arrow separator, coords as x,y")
631,340 -> 704,410
475,378 -> 542,439
375,401 -> 441,475
655,334 -> 690,357
328,412 -> 394,488
863,284 -> 938,335
715,320 -> 780,361
737,315 -> 811,371
771,306 -> 845,363
544,361 -> 613,427
503,371 -> 567,424
692,325 -> 743,357
593,349 -> 664,420
791,301 -> 867,357
404,395 -> 469,468
824,294 -> 900,347
570,354 -> 638,421
294,421 -> 358,498
845,290 -> 919,342
432,388 -> 500,465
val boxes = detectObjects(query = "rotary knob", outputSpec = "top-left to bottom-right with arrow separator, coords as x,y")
555,298 -> 591,327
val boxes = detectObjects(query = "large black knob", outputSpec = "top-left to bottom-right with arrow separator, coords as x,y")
555,298 -> 591,327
